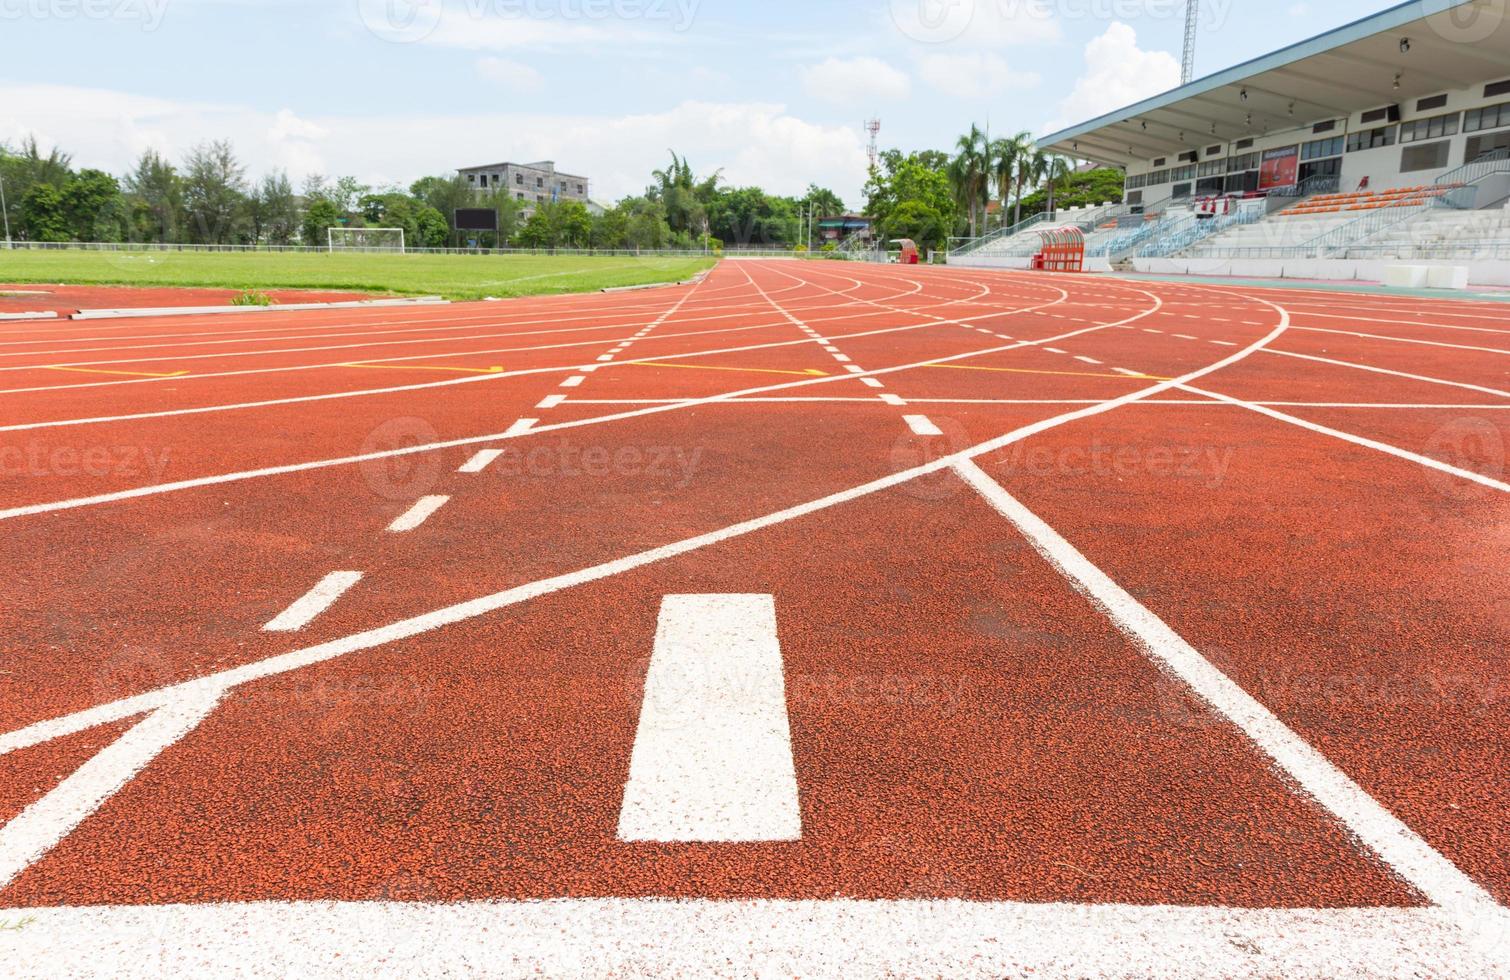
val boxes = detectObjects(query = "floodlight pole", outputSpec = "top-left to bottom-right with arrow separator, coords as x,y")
0,166 -> 12,249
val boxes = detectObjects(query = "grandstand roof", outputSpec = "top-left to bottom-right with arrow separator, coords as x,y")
1038,0 -> 1510,167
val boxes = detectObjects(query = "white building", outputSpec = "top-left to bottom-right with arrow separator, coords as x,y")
457,161 -> 591,219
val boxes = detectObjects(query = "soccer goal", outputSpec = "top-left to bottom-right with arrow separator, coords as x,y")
327,227 -> 406,253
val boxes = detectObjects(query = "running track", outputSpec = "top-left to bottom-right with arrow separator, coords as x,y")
1,260 -> 1507,977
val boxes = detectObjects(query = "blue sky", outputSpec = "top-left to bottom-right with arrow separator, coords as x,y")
0,0 -> 1396,206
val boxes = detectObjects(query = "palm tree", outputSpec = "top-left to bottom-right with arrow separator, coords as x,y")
988,137 -> 1020,232
1010,136 -> 1044,226
1041,155 -> 1073,217
950,125 -> 989,238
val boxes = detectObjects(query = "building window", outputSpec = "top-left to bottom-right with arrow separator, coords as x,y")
1466,131 -> 1510,161
1152,157 -> 1166,167
1486,80 -> 1510,99
577,184 -> 584,194
1198,160 -> 1225,177
1302,136 -> 1344,160
1312,119 -> 1338,134
1401,141 -> 1452,172
1399,112 -> 1460,144
1234,138 -> 1254,150
467,174 -> 476,183
516,173 -> 524,185
1346,126 -> 1397,151
1226,152 -> 1258,173
1172,183 -> 1192,199
536,177 -> 544,187
1417,94 -> 1448,112
1464,102 -> 1510,133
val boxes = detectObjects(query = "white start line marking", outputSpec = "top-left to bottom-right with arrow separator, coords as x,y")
617,594 -> 800,843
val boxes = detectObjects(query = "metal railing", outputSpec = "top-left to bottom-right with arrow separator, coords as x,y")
948,212 -> 1054,257
947,201 -> 1128,257
1136,206 -> 1261,258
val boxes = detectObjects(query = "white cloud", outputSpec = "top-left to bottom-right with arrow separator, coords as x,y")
916,52 -> 1038,100
0,84 -> 871,205
1049,22 -> 1180,132
1287,3 -> 1310,17
475,56 -> 544,90
887,0 -> 1060,47
801,56 -> 911,105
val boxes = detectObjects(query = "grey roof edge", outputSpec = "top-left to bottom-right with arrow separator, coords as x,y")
1036,0 -> 1475,150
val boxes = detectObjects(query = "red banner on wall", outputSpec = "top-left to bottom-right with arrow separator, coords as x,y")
1258,145 -> 1300,190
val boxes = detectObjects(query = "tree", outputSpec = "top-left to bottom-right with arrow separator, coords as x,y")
864,152 -> 957,249
19,182 -> 69,241
990,133 -> 1033,230
948,124 -> 990,238
1012,167 -> 1125,220
517,200 -> 593,248
879,200 -> 949,252
302,198 -> 341,248
802,184 -> 845,218
122,150 -> 183,243
181,140 -> 247,244
61,169 -> 123,241
1040,155 -> 1073,216
251,171 -> 299,245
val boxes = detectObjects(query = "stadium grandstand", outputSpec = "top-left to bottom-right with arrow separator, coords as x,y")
952,0 -> 1510,287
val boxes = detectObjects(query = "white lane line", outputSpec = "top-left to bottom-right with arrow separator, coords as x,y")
860,377 -> 884,388
833,354 -> 852,363
505,418 -> 537,436
1211,340 -> 1239,347
954,457 -> 1502,918
458,449 -> 505,474
879,393 -> 907,407
536,394 -> 567,409
1045,347 -> 1067,355
1181,384 -> 1510,493
387,495 -> 451,533
1265,349 -> 1510,399
262,571 -> 364,632
844,365 -> 866,374
0,690 -> 220,891
560,375 -> 586,388
904,415 -> 943,437
1143,329 -> 1163,334
597,355 -> 615,362
1074,356 -> 1103,365
617,594 -> 800,843
1113,367 -> 1145,376
2,902 -> 1498,976
1295,326 -> 1510,355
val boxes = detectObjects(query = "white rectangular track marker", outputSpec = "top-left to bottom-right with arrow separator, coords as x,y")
904,415 -> 943,436
458,449 -> 505,474
263,571 -> 363,632
387,495 -> 450,533
617,594 -> 800,842
505,418 -> 537,436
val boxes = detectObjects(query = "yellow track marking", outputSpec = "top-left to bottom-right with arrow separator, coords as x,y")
629,361 -> 829,378
341,362 -> 505,375
44,366 -> 190,379
925,363 -> 1171,381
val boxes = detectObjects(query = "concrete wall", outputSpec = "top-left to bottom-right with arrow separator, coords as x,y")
1131,255 -> 1510,288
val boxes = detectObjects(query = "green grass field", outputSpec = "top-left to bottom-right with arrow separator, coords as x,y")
0,250 -> 718,301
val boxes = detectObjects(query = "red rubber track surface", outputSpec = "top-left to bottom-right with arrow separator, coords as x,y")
1,261 -> 1506,956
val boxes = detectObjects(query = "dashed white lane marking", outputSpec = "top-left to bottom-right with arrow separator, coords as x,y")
505,418 -> 537,436
459,449 -> 505,474
860,377 -> 884,388
536,394 -> 567,409
0,690 -> 221,891
823,346 -> 840,353
904,414 -> 943,437
955,457 -> 1504,918
1044,347 -> 1067,355
560,375 -> 586,388
1174,334 -> 1198,341
387,495 -> 451,533
1113,367 -> 1145,377
262,571 -> 364,633
844,365 -> 865,374
1211,340 -> 1239,347
1143,329 -> 1163,334
596,355 -> 615,362
833,354 -> 852,363
879,393 -> 907,407
1074,356 -> 1103,365
617,594 -> 800,843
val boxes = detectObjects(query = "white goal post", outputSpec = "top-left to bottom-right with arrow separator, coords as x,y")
327,227 -> 405,253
